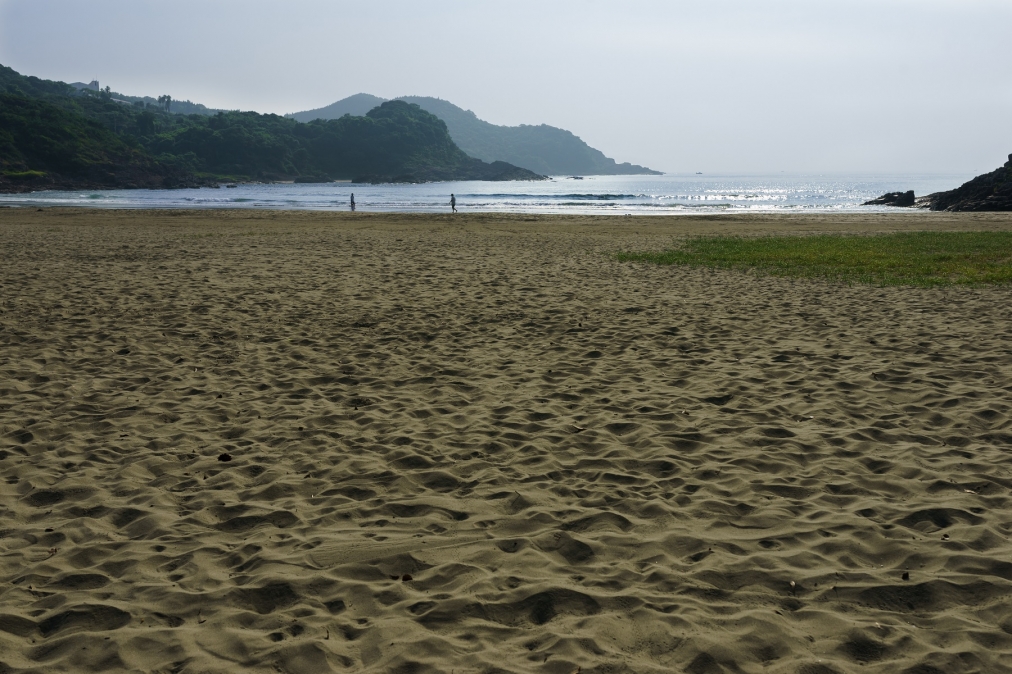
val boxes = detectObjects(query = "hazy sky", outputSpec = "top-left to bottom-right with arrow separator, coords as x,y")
2,0 -> 1010,175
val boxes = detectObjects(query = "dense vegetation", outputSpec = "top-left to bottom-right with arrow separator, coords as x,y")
290,94 -> 661,176
400,97 -> 661,176
0,66 -> 199,190
0,94 -> 191,190
617,232 -> 1012,286
0,64 -> 541,192
147,100 -> 541,183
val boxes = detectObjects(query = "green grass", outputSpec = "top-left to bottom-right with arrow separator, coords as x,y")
616,232 -> 1012,287
3,169 -> 47,180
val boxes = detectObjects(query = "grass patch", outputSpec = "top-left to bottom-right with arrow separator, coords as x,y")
3,169 -> 48,180
616,231 -> 1012,287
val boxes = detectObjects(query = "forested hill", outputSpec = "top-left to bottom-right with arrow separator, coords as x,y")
288,94 -> 387,123
0,65 -> 542,192
0,65 -> 202,191
145,100 -> 543,184
0,93 -> 195,191
400,97 -> 661,176
290,94 -> 661,176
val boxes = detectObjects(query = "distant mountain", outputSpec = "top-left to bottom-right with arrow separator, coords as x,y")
289,94 -> 387,123
289,95 -> 661,176
0,64 -> 543,191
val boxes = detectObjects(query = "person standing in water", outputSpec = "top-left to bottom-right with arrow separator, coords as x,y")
350,193 -> 356,212
450,194 -> 457,213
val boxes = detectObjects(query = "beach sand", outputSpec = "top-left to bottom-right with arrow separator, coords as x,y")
2,208 -> 1012,674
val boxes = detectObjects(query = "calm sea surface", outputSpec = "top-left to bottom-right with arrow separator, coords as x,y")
0,174 -> 968,214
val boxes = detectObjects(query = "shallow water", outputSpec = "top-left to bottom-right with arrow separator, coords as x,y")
0,173 -> 967,214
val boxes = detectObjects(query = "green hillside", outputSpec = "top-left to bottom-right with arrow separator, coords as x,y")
149,100 -> 542,183
0,64 -> 542,192
290,93 -> 661,176
400,96 -> 660,176
0,94 -> 193,191
0,64 -> 207,190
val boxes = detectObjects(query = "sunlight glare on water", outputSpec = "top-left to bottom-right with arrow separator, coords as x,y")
0,174 -> 967,214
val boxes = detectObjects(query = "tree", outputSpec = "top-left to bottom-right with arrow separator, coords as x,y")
157,95 -> 172,113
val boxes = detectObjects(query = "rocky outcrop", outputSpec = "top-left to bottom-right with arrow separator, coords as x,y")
863,190 -> 915,207
862,155 -> 1012,212
919,154 -> 1012,212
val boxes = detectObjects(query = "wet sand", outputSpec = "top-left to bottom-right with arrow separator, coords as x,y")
2,208 -> 1012,674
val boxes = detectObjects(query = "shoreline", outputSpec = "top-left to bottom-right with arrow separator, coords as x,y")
4,207 -> 1012,232
0,204 -> 991,218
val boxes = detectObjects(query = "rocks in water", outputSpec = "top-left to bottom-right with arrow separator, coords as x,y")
863,190 -> 915,207
920,154 -> 1012,212
860,153 -> 1012,212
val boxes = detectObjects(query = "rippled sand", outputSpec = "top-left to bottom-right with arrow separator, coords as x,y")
2,208 -> 1012,674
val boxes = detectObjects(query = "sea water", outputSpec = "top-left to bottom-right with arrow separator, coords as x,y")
0,173 -> 968,214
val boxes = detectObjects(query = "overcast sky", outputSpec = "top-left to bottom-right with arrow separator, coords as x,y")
2,0 -> 1010,175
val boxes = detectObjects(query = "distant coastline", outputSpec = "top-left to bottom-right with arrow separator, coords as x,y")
0,65 -> 544,194
288,94 -> 661,177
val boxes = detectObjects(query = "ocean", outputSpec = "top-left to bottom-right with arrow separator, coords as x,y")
0,173 -> 968,214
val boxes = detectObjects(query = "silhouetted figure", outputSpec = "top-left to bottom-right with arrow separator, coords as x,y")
450,194 -> 457,213
350,193 -> 356,212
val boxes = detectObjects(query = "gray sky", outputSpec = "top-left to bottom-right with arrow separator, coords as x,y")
2,0 -> 1010,176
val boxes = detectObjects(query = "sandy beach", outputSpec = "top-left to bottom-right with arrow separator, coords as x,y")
2,208 -> 1012,674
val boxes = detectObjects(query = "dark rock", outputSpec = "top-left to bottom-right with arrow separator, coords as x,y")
920,154 -> 1012,211
863,190 -> 915,207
